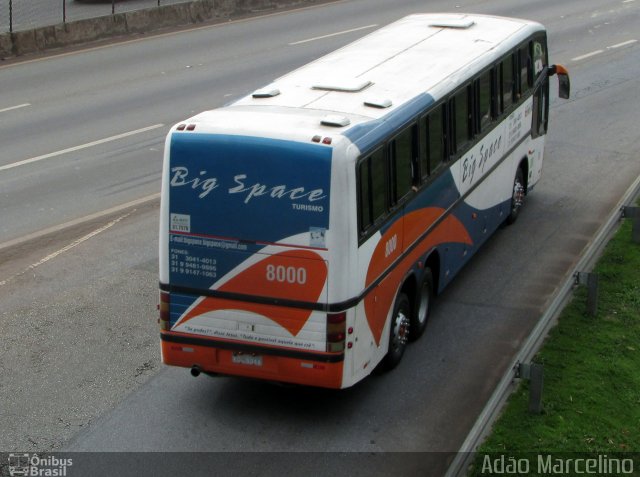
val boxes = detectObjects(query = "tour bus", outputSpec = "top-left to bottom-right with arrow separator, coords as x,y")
158,13 -> 570,389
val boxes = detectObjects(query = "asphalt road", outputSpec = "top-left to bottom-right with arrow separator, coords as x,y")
1,0 -> 639,475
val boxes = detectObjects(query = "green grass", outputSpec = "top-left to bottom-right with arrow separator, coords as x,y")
469,209 -> 640,475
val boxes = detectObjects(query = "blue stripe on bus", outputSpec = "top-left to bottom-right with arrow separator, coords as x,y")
376,169 -> 460,238
343,93 -> 436,152
372,167 -> 512,292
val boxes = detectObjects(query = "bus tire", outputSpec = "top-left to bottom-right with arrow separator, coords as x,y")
409,268 -> 433,341
506,167 -> 525,225
381,293 -> 411,370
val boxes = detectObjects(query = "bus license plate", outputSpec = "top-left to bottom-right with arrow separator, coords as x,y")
232,353 -> 263,367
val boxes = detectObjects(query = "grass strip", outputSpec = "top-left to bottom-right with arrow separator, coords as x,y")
469,205 -> 640,476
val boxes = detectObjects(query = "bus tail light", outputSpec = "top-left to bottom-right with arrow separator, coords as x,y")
326,312 -> 346,352
159,291 -> 171,331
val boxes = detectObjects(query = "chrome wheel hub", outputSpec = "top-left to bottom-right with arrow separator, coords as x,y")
513,181 -> 525,208
392,312 -> 410,348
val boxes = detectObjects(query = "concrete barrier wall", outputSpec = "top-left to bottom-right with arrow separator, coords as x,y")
0,0 -> 335,59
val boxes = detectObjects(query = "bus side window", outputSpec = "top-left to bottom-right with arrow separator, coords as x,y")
388,125 -> 417,205
532,37 -> 549,138
357,148 -> 387,233
358,159 -> 372,231
533,39 -> 547,78
500,54 -> 514,113
370,149 -> 387,223
427,105 -> 445,174
419,116 -> 429,181
476,70 -> 492,133
453,86 -> 472,154
519,44 -> 532,97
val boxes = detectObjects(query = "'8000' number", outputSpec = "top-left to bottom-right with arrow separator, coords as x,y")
266,265 -> 307,285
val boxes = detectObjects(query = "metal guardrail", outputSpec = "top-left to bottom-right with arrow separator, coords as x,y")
1,0 -> 192,33
445,173 -> 640,477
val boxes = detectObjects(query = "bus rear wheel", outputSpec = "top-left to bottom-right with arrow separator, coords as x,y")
506,167 -> 525,225
409,268 -> 433,341
381,293 -> 411,370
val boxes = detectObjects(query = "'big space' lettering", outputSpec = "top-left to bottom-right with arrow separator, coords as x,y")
170,167 -> 326,204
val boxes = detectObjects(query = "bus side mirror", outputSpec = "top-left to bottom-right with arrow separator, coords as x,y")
549,64 -> 570,99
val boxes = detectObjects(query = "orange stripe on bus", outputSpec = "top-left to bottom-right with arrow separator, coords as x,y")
178,250 -> 327,336
364,208 -> 473,345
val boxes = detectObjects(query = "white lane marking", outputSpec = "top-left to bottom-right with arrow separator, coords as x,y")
608,39 -> 638,49
571,49 -> 604,62
0,193 -> 160,254
0,212 -> 132,287
0,103 -> 30,114
572,38 -> 637,62
0,123 -> 165,173
289,24 -> 378,45
623,0 -> 635,4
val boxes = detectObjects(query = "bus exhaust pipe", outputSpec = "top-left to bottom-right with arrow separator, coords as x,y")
191,365 -> 202,377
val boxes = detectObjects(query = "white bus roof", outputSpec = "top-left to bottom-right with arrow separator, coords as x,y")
181,13 -> 544,146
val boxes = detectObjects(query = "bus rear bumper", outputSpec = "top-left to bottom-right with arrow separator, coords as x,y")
161,332 -> 345,389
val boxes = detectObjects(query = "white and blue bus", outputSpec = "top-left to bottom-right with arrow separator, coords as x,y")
158,13 -> 569,389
